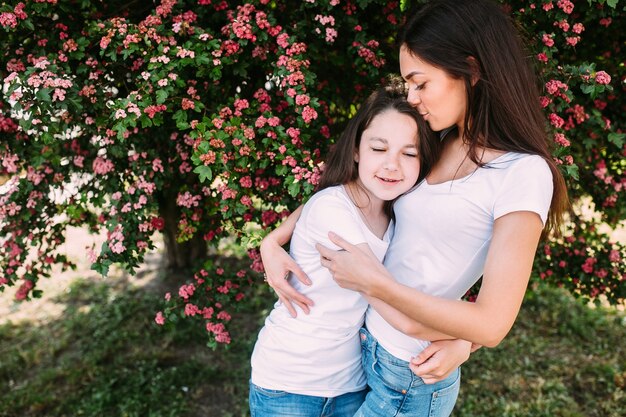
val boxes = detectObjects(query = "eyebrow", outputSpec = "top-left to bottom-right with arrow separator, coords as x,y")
403,71 -> 423,80
368,137 -> 417,148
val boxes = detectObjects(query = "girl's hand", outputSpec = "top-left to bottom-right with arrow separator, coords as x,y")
260,236 -> 314,317
409,339 -> 472,384
316,231 -> 392,296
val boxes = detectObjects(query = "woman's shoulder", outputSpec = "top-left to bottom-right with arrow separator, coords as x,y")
489,152 -> 549,171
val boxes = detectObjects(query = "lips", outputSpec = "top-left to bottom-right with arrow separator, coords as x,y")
376,176 -> 402,184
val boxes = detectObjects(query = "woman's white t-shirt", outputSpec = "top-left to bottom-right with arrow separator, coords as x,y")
365,152 -> 554,361
251,185 -> 392,397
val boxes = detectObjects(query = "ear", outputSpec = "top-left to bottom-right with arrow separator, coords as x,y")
354,150 -> 359,163
467,56 -> 481,87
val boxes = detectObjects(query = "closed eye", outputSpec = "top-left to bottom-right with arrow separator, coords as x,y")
371,147 -> 386,152
404,153 -> 418,158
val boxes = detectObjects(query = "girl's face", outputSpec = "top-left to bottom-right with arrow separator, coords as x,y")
355,109 -> 421,205
399,46 -> 468,132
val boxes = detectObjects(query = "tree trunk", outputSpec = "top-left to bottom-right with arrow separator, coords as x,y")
157,190 -> 207,272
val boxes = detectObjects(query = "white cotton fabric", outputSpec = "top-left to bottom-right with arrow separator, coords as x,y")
251,185 -> 392,397
365,152 -> 554,361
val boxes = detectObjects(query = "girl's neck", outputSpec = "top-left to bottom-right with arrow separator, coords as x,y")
345,182 -> 389,239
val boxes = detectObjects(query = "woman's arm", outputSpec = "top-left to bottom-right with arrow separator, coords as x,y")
353,243 -> 455,341
365,296 -> 455,341
318,210 -> 543,347
260,205 -> 314,317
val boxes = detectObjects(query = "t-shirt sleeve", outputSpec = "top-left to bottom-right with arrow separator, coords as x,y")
493,156 -> 554,226
302,193 -> 367,250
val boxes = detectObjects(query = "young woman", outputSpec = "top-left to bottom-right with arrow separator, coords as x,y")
263,1 -> 569,415
250,83 -> 440,416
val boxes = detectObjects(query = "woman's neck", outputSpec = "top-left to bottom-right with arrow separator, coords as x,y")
427,133 -> 506,185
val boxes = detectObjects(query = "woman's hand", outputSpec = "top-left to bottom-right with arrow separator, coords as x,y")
409,339 -> 472,384
260,236 -> 314,317
316,232 -> 393,296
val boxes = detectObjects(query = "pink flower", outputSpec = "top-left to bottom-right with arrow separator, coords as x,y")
92,157 -> 115,175
185,303 -> 200,316
542,33 -> 554,48
554,133 -> 570,147
572,23 -> 584,34
217,311 -> 231,321
549,113 -> 564,128
565,36 -> 580,47
155,312 -> 165,325
609,250 -> 621,263
301,106 -> 318,123
14,280 -> 34,301
557,0 -> 574,14
0,12 -> 18,29
595,71 -> 611,85
599,18 -> 612,27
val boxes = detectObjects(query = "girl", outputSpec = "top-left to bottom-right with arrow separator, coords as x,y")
249,82 -> 439,416
261,1 -> 569,416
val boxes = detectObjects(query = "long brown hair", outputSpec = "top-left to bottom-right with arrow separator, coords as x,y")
399,0 -> 569,236
318,79 -> 440,215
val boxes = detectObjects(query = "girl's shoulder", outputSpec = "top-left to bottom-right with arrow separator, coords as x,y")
302,185 -> 354,217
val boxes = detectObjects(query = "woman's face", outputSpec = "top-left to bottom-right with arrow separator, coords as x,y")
399,46 -> 468,132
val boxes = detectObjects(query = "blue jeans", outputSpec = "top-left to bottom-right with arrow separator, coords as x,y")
355,328 -> 461,417
249,381 -> 367,417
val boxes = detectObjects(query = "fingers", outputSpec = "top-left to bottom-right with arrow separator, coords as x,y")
315,242 -> 334,260
410,359 -> 451,384
327,231 -> 355,251
277,294 -> 298,318
288,261 -> 312,286
411,343 -> 439,366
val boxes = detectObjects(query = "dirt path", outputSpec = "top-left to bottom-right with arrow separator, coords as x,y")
0,226 -> 165,325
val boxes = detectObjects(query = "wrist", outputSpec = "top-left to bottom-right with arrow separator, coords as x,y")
368,271 -> 394,299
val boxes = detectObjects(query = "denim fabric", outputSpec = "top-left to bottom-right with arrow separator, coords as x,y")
355,328 -> 460,417
249,381 -> 367,417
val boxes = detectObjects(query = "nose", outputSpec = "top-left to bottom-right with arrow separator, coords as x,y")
406,88 -> 421,107
383,153 -> 400,171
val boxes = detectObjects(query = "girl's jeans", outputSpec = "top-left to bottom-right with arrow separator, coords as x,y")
249,382 -> 367,417
354,327 -> 461,417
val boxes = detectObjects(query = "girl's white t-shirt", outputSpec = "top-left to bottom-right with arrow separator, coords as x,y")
251,185 -> 392,397
365,152 -> 554,361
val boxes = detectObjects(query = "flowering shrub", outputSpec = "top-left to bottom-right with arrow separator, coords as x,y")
1,0 -> 624,346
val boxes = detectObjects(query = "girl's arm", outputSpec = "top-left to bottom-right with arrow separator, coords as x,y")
259,205 -> 314,317
318,210 -> 543,347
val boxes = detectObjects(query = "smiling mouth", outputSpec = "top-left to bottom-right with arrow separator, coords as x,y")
377,176 -> 402,183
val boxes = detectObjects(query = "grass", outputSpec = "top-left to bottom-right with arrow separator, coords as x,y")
1,269 -> 624,417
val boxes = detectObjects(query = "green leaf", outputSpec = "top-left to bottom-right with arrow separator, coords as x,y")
564,164 -> 579,181
275,165 -> 288,176
193,165 -> 213,183
156,89 -> 168,104
607,0 -> 618,8
173,110 -> 189,130
608,133 -> 625,148
36,88 -> 52,102
23,19 -> 35,31
580,84 -> 594,95
91,260 -> 111,277
288,181 -> 301,197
